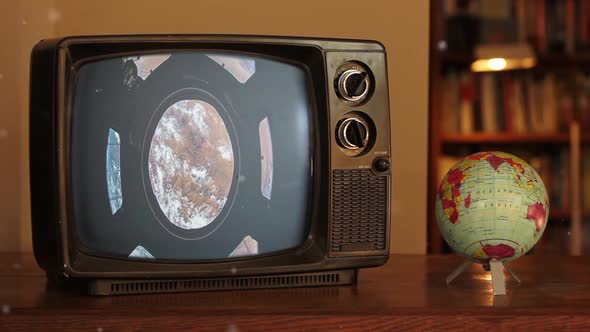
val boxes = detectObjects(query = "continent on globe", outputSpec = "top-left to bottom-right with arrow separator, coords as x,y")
473,243 -> 516,261
436,151 -> 549,262
478,244 -> 516,260
468,151 -> 525,174
527,202 -> 547,232
437,167 -> 470,224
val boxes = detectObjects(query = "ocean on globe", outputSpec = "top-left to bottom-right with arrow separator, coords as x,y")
435,151 -> 549,262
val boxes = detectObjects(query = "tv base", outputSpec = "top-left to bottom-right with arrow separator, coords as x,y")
88,269 -> 358,295
446,259 -> 520,296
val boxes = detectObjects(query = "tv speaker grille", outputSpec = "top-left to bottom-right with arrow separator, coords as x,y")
89,270 -> 356,295
331,169 -> 387,254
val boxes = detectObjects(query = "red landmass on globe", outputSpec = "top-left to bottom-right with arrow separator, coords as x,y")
482,244 -> 516,259
527,202 -> 547,232
465,193 -> 471,208
467,151 -> 491,161
452,186 -> 461,199
446,167 -> 466,185
438,167 -> 468,224
468,152 -> 525,174
441,198 -> 459,223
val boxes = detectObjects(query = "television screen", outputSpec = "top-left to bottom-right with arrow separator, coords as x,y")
71,51 -> 313,261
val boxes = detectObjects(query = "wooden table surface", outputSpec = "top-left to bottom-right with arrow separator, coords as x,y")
1,253 -> 590,331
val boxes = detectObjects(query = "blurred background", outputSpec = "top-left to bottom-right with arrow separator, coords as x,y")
430,0 -> 590,255
11,1 -> 587,258
0,1 -> 429,254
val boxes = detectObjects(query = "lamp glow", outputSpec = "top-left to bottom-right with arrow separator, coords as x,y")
487,58 -> 507,71
470,43 -> 537,72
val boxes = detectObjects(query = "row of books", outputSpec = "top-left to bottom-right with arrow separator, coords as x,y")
438,148 -> 573,213
440,71 -> 590,134
442,0 -> 590,54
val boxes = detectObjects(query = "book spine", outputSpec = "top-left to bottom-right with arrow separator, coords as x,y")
443,0 -> 456,16
473,74 -> 483,132
442,72 -> 458,133
522,74 -> 532,133
481,73 -> 497,132
503,74 -> 514,132
512,77 -> 527,133
527,77 -> 541,133
562,147 -> 571,212
557,76 -> 575,132
566,0 -> 576,54
578,74 -> 590,130
546,0 -> 568,53
538,0 -> 548,53
581,0 -> 590,49
516,0 -> 527,42
525,0 -> 538,45
579,0 -> 585,45
495,73 -> 506,132
459,72 -> 474,133
542,74 -> 558,133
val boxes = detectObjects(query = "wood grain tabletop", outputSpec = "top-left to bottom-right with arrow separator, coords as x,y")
1,253 -> 589,331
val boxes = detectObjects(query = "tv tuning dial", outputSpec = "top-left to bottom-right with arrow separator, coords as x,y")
335,63 -> 372,104
338,117 -> 369,150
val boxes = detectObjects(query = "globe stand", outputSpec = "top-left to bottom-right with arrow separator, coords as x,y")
446,258 -> 521,296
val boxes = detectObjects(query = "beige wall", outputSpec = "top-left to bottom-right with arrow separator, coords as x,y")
1,1 -> 429,254
0,0 -> 56,252
0,1 -> 21,252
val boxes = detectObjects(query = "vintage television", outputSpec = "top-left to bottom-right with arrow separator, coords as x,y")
29,35 -> 391,295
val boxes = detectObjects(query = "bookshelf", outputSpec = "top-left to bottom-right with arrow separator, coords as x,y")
428,0 -> 590,255
443,52 -> 590,66
442,132 -> 571,144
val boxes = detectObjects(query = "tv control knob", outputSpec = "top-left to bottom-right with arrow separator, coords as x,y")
373,158 -> 390,173
338,118 -> 369,150
337,69 -> 370,103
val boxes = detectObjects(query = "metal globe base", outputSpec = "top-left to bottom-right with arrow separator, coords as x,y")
446,259 -> 521,296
